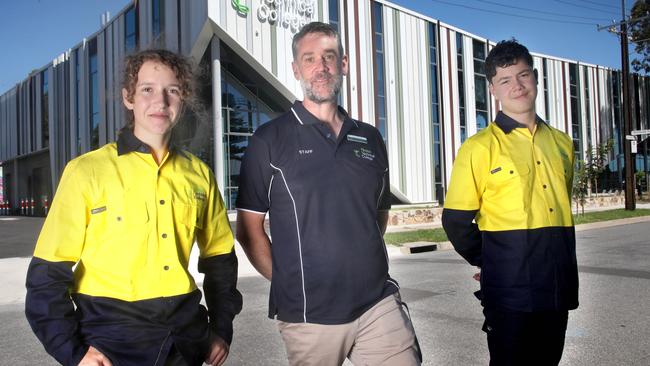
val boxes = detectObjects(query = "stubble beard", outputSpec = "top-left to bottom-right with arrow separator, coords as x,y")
301,72 -> 343,104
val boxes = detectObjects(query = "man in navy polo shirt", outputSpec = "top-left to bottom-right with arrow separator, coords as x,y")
235,22 -> 420,366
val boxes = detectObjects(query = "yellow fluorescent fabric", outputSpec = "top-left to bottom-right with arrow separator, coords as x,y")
33,143 -> 234,301
445,121 -> 575,231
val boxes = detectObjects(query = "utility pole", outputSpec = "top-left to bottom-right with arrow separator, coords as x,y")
621,0 -> 636,210
598,0 -> 636,210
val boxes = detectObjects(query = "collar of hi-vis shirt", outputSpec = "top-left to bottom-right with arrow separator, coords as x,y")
494,111 -> 546,135
116,127 -> 188,163
289,100 -> 360,145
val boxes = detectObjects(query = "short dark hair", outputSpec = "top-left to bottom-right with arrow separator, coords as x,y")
121,49 -> 196,129
485,39 -> 533,83
292,21 -> 344,60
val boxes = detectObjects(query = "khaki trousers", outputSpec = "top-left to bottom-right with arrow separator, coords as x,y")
277,293 -> 420,366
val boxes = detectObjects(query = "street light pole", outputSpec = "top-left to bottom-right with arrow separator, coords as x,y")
621,0 -> 636,210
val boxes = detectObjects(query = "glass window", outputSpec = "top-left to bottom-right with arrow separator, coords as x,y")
41,70 -> 49,148
89,39 -> 100,150
543,59 -> 550,122
429,23 -> 444,204
125,6 -> 138,52
328,0 -> 340,30
372,1 -> 387,141
75,48 -> 82,154
569,63 -> 581,159
152,0 -> 163,40
221,71 -> 280,209
473,39 -> 488,132
583,67 -> 592,147
456,33 -> 466,142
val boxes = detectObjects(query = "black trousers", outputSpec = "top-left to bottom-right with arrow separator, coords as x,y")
482,307 -> 569,366
164,345 -> 188,366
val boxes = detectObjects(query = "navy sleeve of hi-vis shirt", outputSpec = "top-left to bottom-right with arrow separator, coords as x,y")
25,257 -> 88,366
236,133 -> 274,213
198,251 -> 243,345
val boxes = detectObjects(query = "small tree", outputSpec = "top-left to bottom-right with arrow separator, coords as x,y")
573,160 -> 589,215
584,139 -> 614,196
630,0 -> 650,74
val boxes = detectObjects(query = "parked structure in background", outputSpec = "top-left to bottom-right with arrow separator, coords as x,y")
1,0 -> 649,216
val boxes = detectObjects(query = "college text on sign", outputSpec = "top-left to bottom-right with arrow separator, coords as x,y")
257,0 -> 315,33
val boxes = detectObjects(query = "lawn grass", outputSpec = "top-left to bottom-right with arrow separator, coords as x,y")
384,208 -> 650,246
572,208 -> 650,225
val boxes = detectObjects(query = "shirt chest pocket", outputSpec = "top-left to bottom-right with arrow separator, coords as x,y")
485,161 -> 530,212
172,200 -> 204,241
84,191 -> 150,257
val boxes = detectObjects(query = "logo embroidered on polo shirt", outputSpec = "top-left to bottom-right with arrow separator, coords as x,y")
298,149 -> 313,155
353,147 -> 375,161
490,167 -> 502,174
194,191 -> 207,201
347,134 -> 368,144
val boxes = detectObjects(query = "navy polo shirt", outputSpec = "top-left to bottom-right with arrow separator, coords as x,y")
236,100 -> 398,324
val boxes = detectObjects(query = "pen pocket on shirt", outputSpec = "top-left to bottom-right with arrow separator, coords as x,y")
173,202 -> 200,239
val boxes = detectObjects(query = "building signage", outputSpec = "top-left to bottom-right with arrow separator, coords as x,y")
232,0 -> 250,15
257,0 -> 315,33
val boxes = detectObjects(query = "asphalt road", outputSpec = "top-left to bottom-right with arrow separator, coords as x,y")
0,220 -> 649,365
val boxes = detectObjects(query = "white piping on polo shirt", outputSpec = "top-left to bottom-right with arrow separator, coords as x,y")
268,174 -> 274,205
375,167 -> 398,290
292,106 -> 360,128
291,108 -> 303,125
270,162 -> 308,322
237,208 -> 267,215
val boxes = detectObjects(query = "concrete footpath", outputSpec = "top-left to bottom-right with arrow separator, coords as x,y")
1,203 -> 649,307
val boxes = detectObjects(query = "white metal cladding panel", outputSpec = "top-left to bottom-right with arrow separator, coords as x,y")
578,65 -> 588,150
488,42 -> 498,121
398,13 -> 432,202
587,66 -> 598,145
464,36 -> 477,138
565,62 -> 575,141
250,2 -> 273,71
275,20 -> 303,99
439,26 -> 455,188
357,0 -> 374,122
383,7 -> 402,192
344,0 -> 360,118
597,68 -> 612,141
210,0 -> 317,100
449,30 -> 462,159
583,65 -> 594,149
550,59 -> 567,133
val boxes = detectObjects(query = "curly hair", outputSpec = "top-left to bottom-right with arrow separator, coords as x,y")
485,39 -> 533,84
121,49 -> 197,129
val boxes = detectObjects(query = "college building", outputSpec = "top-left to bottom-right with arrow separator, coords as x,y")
1,0 -> 649,215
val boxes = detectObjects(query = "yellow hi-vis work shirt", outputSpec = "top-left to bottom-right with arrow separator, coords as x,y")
33,140 -> 233,300
442,112 -> 579,312
25,129 -> 241,366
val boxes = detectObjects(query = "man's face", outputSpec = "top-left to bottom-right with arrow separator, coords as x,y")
489,59 -> 537,116
292,32 -> 348,104
122,61 -> 183,140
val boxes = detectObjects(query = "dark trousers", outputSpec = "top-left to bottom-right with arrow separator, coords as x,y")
482,307 -> 569,366
164,345 -> 188,366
